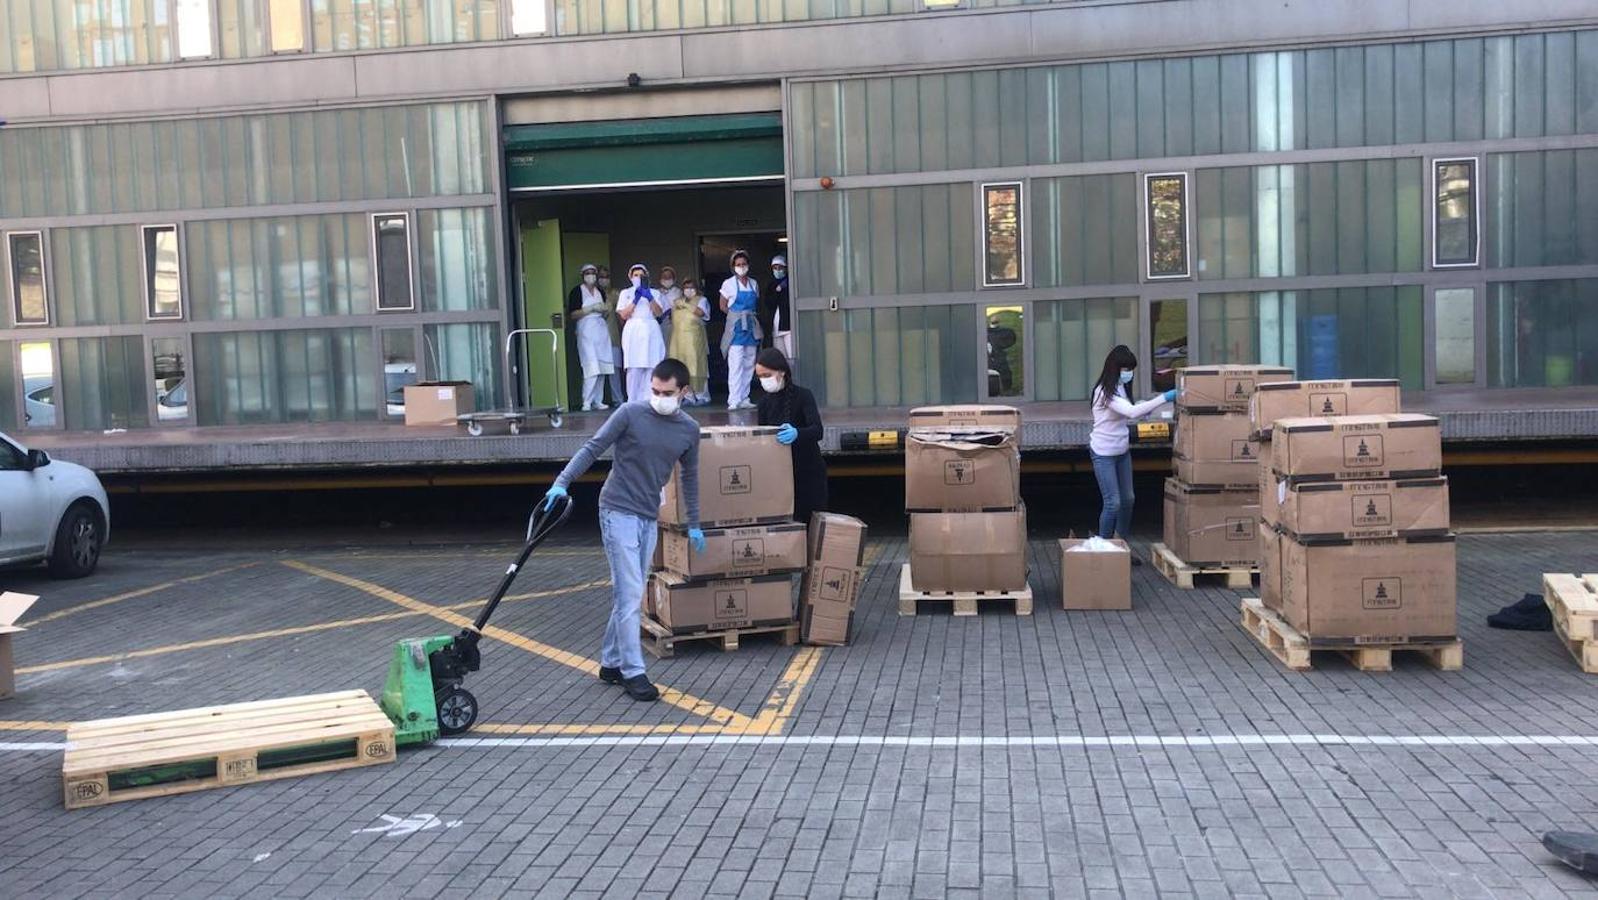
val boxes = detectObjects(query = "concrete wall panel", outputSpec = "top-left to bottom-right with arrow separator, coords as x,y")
43,56 -> 359,119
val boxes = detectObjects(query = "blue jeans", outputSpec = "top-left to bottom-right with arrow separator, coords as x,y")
1091,451 -> 1135,540
599,508 -> 657,679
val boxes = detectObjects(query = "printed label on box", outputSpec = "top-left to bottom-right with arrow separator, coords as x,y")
818,565 -> 851,603
1362,577 -> 1402,609
1351,493 -> 1393,527
1225,378 -> 1253,402
1225,517 -> 1253,542
1342,434 -> 1384,468
1312,392 -> 1347,416
719,465 -> 752,495
731,538 -> 765,567
436,387 -> 454,400
1231,440 -> 1257,462
944,459 -> 975,486
714,588 -> 748,623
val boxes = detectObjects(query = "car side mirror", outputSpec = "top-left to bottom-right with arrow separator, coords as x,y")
26,449 -> 49,470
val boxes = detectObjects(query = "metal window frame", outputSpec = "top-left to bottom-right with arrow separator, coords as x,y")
377,324 -> 425,419
143,332 -> 197,427
263,0 -> 312,54
171,0 -> 219,60
1430,155 -> 1481,270
978,180 -> 1027,289
370,211 -> 417,313
13,336 -> 62,431
1142,171 -> 1191,281
504,0 -> 555,37
140,223 -> 186,322
5,230 -> 52,328
1423,282 -> 1487,391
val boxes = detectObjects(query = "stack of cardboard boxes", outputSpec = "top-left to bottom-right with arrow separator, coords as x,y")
649,426 -> 804,634
1252,381 -> 1457,644
905,406 -> 1028,593
1162,365 -> 1292,568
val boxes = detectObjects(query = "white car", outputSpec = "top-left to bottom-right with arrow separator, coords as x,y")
0,430 -> 111,578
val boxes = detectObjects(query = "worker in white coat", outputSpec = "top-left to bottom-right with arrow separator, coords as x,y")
719,250 -> 763,410
618,263 -> 667,402
568,263 -> 617,412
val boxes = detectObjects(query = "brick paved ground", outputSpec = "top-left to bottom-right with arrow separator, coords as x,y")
3,528 -> 1598,898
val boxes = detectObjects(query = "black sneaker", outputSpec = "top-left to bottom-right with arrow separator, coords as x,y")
598,666 -> 623,684
622,674 -> 660,702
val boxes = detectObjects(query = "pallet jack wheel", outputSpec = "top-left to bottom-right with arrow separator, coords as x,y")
548,412 -> 563,429
435,686 -> 479,736
466,420 -> 484,437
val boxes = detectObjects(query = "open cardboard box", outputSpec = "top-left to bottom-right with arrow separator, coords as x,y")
0,592 -> 40,701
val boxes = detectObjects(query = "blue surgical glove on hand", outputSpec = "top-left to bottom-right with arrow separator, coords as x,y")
688,527 -> 707,554
776,424 -> 798,445
1162,389 -> 1179,403
542,484 -> 568,510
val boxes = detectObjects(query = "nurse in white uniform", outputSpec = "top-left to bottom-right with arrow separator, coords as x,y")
618,263 -> 667,402
569,263 -> 616,412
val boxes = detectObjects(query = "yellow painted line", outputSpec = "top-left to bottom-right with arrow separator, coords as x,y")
474,722 -> 731,735
743,646 -> 824,736
282,561 -> 754,730
0,720 -> 68,732
17,579 -> 610,676
21,562 -> 261,628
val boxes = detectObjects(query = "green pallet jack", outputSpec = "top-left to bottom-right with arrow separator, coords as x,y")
380,494 -> 573,746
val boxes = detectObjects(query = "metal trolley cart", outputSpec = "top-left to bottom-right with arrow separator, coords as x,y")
456,328 -> 566,436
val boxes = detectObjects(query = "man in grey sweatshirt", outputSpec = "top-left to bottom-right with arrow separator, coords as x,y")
543,358 -> 705,701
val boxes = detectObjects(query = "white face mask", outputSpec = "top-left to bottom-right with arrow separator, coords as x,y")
660,279 -> 675,289
649,393 -> 680,416
684,289 -> 698,299
759,375 -> 784,394
735,265 -> 750,277
583,273 -> 597,286
598,278 -> 610,289
772,268 -> 786,279
630,276 -> 643,289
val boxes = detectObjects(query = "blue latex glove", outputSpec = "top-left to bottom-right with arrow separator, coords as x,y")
688,527 -> 707,554
776,423 -> 798,445
1162,389 -> 1179,403
542,484 -> 568,510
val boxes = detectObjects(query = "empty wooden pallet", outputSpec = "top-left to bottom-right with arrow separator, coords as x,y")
1239,597 -> 1463,672
63,690 -> 395,810
1543,573 -> 1598,674
640,615 -> 799,659
1152,543 -> 1257,590
897,564 -> 1033,616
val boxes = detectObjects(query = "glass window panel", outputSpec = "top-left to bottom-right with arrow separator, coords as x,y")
981,182 -> 1023,287
1135,60 -> 1165,158
423,323 -> 496,411
1434,158 -> 1478,267
1363,44 -> 1395,146
970,71 -> 1002,169
59,336 -> 148,431
373,213 -> 414,311
20,340 -> 56,428
8,232 -> 49,325
1434,288 -> 1476,385
1545,31 -> 1577,136
1578,31 -> 1598,135
1149,298 -> 1187,392
865,78 -> 895,175
176,0 -> 214,58
1107,62 -> 1137,159
143,226 -> 183,319
984,305 -> 1022,398
271,0 -> 307,50
381,328 -> 418,417
418,208 -> 497,312
153,336 -> 190,424
1487,279 -> 1598,388
894,187 -> 925,295
1145,173 -> 1189,279
0,340 -> 16,431
193,328 -> 377,425
1079,64 -> 1110,162
52,226 -> 144,327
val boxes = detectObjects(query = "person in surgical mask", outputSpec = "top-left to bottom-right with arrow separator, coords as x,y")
568,263 -> 618,411
655,265 -> 682,331
754,347 -> 827,528
1088,344 -> 1178,563
668,276 -> 712,406
766,254 -> 792,361
719,250 -> 763,410
617,263 -> 667,403
597,266 -> 625,404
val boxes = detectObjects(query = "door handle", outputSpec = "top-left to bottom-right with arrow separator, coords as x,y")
550,313 -> 564,329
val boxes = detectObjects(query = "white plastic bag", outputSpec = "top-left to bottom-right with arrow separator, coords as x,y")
1067,535 -> 1121,553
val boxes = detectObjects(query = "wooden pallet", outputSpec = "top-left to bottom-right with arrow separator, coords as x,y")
897,564 -> 1033,616
63,690 -> 395,810
1151,543 -> 1257,590
1239,597 -> 1463,672
640,615 -> 799,659
1543,573 -> 1598,674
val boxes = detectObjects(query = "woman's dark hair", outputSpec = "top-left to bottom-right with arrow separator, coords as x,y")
756,348 -> 796,423
1094,345 -> 1138,408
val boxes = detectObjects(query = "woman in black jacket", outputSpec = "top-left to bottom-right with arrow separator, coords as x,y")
755,348 -> 827,527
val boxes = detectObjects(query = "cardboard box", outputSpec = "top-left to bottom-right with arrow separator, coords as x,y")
799,513 -> 870,646
0,592 -> 40,701
908,506 -> 1028,593
904,428 -> 1021,512
661,426 -> 795,527
661,522 -> 808,579
1162,479 -> 1260,567
648,572 -> 795,633
1249,379 -> 1402,439
1269,476 -> 1451,541
908,404 -> 1023,431
1271,414 -> 1443,483
1259,523 -> 1283,610
1174,410 -> 1257,465
1173,451 -> 1261,489
1279,533 -> 1457,643
1058,538 -> 1132,610
404,382 -> 475,426
1177,365 -> 1295,411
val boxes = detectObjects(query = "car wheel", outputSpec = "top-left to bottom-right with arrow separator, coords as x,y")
48,502 -> 103,579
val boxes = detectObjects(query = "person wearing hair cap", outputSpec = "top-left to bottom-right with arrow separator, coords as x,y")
569,263 -> 618,411
618,263 -> 667,402
668,276 -> 712,405
766,254 -> 792,361
719,249 -> 763,410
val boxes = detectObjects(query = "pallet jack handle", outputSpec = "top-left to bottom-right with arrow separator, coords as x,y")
463,492 -> 574,639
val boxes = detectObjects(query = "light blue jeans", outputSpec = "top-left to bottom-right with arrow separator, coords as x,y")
1091,450 -> 1135,540
599,507 -> 657,679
